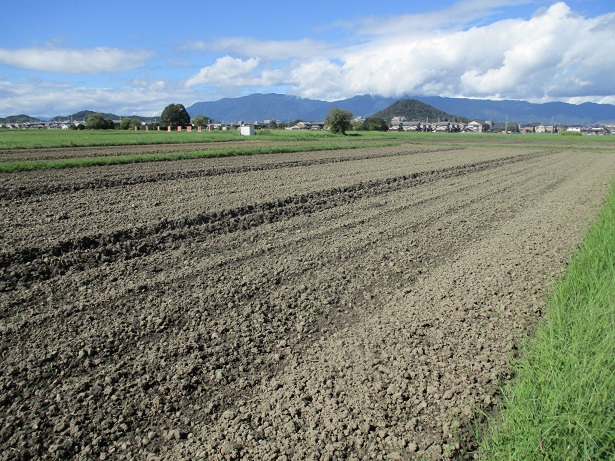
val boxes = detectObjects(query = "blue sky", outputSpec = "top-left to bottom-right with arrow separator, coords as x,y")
1,0 -> 613,117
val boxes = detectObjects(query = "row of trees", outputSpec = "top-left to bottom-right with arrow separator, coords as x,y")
324,109 -> 389,134
83,104 -> 387,135
83,104 -> 210,130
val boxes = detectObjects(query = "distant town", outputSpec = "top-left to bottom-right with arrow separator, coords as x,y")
379,116 -> 614,135
1,116 -> 614,136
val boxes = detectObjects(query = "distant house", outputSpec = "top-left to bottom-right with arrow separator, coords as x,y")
450,122 -> 466,132
286,121 -> 323,130
520,124 -> 536,134
467,120 -> 490,132
433,121 -> 451,132
585,124 -> 608,135
535,124 -> 556,134
389,121 -> 422,132
286,121 -> 310,130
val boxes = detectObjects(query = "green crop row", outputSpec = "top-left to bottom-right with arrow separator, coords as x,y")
0,141 -> 403,173
0,128 -> 410,150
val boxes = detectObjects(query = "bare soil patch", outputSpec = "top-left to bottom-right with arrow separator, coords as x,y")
1,144 -> 614,460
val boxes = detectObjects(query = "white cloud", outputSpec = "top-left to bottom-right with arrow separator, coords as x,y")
185,56 -> 264,88
0,78 -> 184,117
288,59 -> 346,100
193,37 -> 332,60
0,47 -> 153,74
285,2 -> 615,103
2,1 -> 614,116
175,2 -> 615,104
338,0 -> 531,39
130,78 -> 167,92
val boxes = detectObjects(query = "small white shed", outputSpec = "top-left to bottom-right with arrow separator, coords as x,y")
240,125 -> 255,136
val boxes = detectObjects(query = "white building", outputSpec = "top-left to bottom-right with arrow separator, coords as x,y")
240,125 -> 255,136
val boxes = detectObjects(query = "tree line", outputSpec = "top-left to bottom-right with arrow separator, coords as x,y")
82,103 -> 388,134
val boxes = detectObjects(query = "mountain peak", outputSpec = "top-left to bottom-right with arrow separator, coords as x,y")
186,94 -> 615,125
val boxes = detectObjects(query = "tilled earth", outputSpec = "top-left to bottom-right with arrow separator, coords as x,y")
1,143 -> 614,460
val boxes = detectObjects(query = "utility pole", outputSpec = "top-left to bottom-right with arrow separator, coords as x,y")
551,116 -> 555,134
505,115 -> 508,134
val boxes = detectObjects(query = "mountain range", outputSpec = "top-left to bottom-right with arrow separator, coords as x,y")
0,111 -> 158,124
186,93 -> 615,125
4,94 -> 614,126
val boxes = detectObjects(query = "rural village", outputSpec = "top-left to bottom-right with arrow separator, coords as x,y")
2,116 -> 614,136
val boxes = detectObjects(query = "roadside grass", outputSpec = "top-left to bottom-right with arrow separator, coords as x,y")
478,181 -> 615,460
0,140 -> 404,173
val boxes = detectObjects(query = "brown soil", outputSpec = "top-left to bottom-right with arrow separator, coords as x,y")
1,143 -> 614,460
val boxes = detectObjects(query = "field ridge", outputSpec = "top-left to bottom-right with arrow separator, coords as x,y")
1,139 -> 614,460
0,151 -> 545,294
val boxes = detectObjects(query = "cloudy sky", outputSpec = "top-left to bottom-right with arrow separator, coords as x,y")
1,0 -> 613,117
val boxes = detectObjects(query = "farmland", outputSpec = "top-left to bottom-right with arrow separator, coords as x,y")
1,132 -> 614,460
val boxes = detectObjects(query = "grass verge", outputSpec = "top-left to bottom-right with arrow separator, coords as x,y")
0,140 -> 403,173
478,181 -> 615,460
0,128 -> 405,150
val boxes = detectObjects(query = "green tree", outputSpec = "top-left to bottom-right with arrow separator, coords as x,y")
191,114 -> 212,128
362,116 -> 389,132
120,117 -> 141,130
86,113 -> 114,130
325,108 -> 353,135
161,103 -> 190,129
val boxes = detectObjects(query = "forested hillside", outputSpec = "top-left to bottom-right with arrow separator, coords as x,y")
372,99 -> 467,122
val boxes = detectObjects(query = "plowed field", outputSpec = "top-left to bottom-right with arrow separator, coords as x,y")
1,142 -> 614,460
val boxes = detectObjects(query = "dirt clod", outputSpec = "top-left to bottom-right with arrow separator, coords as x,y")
1,143 -> 614,460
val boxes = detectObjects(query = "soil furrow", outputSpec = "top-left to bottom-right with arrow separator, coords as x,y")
1,145 -> 613,461
0,146 -> 458,200
0,152 -> 544,293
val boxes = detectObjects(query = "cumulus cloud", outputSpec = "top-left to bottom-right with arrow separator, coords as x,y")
0,78 -> 185,117
2,1 -> 614,116
0,47 -> 153,73
285,2 -> 615,103
176,2 -> 615,104
185,56 -> 270,88
288,59 -> 346,100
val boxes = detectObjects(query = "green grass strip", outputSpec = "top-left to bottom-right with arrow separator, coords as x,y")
0,141 -> 403,173
479,181 -> 615,460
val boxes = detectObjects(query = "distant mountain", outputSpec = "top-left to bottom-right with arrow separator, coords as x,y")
372,99 -> 467,123
187,93 -> 399,122
50,110 -> 119,122
415,96 -> 615,125
5,94 -> 614,127
49,110 -> 159,123
189,93 -> 325,122
0,114 -> 42,124
187,93 -> 615,125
